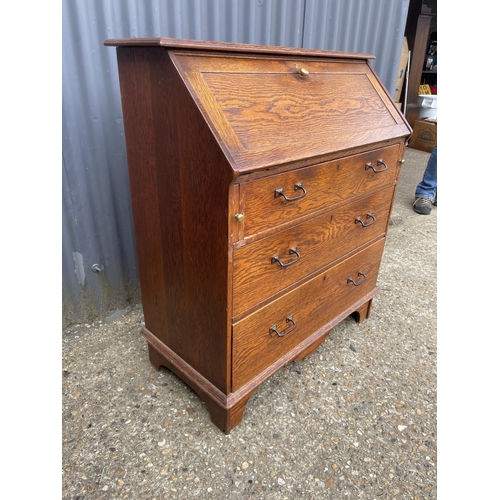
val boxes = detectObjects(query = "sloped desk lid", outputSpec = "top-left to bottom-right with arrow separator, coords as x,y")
105,38 -> 412,173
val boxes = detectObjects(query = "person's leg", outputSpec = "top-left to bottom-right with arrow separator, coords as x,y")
414,146 -> 437,214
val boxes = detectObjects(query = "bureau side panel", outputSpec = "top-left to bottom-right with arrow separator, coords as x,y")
116,47 -> 233,393
115,47 -> 168,347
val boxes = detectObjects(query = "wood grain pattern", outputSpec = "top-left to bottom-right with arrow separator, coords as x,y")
117,47 -> 234,393
232,238 -> 386,390
228,288 -> 380,408
105,36 -> 375,60
108,38 -> 412,433
115,48 -> 170,346
232,186 -> 394,317
240,145 -> 400,240
176,55 -> 369,74
171,52 -> 409,172
203,73 -> 394,150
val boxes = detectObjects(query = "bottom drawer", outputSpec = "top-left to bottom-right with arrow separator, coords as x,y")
232,238 -> 386,391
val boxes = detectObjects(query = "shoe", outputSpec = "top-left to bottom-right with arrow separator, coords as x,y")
413,197 -> 433,215
432,193 -> 437,207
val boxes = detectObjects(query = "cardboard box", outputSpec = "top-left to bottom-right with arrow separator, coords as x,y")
409,118 -> 437,153
393,37 -> 408,102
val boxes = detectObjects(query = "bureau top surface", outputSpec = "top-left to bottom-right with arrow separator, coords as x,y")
107,37 -> 412,173
104,37 -> 375,60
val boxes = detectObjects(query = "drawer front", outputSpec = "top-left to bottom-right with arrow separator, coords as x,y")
232,238 -> 385,391
240,145 -> 401,239
233,186 -> 394,317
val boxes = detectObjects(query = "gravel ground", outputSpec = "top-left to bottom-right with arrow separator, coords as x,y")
62,146 -> 437,500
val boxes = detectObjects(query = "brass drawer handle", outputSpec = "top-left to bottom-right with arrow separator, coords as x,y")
269,315 -> 297,338
275,182 -> 307,202
365,159 -> 388,173
355,212 -> 377,227
347,271 -> 366,286
271,247 -> 301,268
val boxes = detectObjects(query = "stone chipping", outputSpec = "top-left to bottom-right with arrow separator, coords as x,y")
63,147 -> 437,500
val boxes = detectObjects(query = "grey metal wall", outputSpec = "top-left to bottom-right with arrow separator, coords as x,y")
62,0 -> 409,327
303,0 -> 409,95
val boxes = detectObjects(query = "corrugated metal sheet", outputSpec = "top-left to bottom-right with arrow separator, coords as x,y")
303,0 -> 409,97
61,0 -> 306,326
62,0 -> 408,326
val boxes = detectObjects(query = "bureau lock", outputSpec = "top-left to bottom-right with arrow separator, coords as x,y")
234,213 -> 244,222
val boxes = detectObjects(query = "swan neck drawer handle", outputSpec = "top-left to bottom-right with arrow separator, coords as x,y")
365,159 -> 388,173
355,212 -> 377,227
271,247 -> 301,268
275,182 -> 307,202
269,316 -> 297,338
347,271 -> 367,286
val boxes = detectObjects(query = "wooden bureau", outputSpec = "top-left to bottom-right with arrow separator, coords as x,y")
105,37 -> 412,433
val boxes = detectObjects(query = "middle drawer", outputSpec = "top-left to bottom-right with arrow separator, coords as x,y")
232,186 -> 394,317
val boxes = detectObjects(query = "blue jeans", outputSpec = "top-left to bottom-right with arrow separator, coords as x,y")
415,146 -> 437,199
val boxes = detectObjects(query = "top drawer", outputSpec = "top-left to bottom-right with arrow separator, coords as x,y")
239,145 -> 401,239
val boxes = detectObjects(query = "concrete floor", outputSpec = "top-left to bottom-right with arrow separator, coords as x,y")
62,146 -> 437,499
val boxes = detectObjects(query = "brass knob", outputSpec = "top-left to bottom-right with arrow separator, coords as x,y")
235,213 -> 244,222
299,67 -> 309,77
398,158 -> 405,164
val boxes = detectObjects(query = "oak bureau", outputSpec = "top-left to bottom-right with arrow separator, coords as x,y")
105,37 -> 412,433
